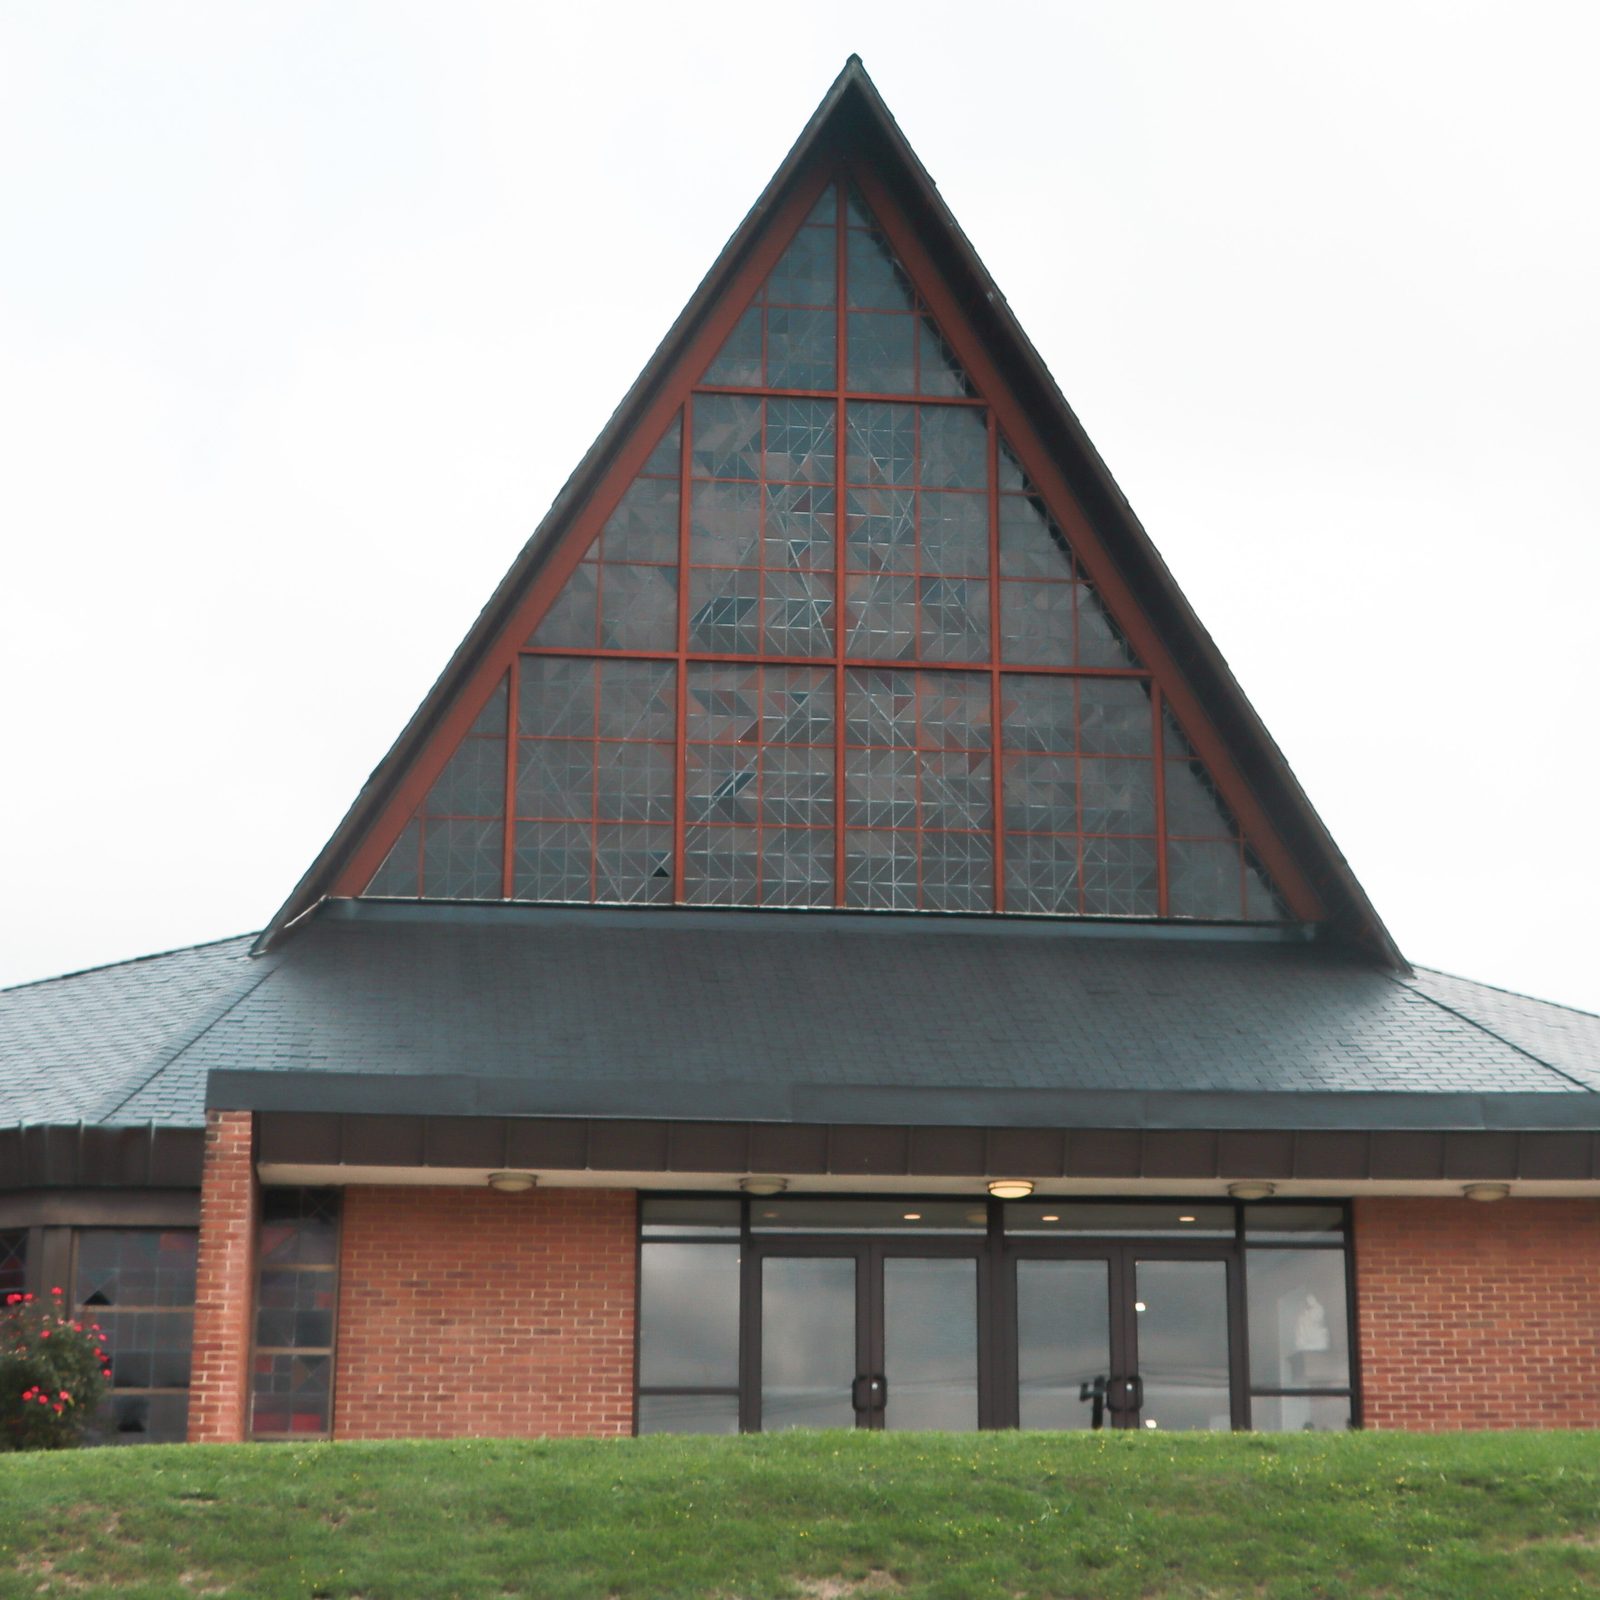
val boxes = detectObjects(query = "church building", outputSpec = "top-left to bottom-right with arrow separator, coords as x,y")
4,59 -> 1598,1444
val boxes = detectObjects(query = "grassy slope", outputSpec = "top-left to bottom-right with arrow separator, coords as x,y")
2,1432 -> 1599,1600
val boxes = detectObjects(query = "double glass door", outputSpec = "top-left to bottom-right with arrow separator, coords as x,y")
1011,1247 -> 1241,1431
754,1242 -> 983,1431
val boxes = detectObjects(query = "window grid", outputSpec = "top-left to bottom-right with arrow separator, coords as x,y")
73,1228 -> 198,1446
0,1229 -> 25,1299
361,172 -> 1289,923
250,1188 -> 341,1441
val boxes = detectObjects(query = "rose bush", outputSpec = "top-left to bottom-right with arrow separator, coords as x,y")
1,1287 -> 112,1450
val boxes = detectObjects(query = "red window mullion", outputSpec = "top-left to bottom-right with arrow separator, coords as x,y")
832,172 -> 849,909
674,406 -> 692,903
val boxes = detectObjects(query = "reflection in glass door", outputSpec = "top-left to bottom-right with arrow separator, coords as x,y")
1132,1258 -> 1232,1432
757,1247 -> 982,1432
881,1256 -> 978,1431
1009,1248 -> 1236,1431
760,1255 -> 859,1430
1015,1259 -> 1112,1429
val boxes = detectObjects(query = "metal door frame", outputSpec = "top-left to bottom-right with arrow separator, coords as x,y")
746,1235 -> 989,1432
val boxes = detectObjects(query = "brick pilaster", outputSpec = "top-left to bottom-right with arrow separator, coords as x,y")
186,1109 -> 258,1443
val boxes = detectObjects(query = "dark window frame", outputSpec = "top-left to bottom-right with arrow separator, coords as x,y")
635,1193 -> 1358,1436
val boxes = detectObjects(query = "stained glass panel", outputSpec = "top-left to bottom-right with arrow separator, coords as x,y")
844,403 -> 989,663
513,657 -> 676,904
844,669 -> 992,910
358,179 -> 1297,924
251,1190 -> 340,1439
684,662 -> 834,906
704,186 -> 836,391
690,395 -> 836,658
74,1229 -> 198,1445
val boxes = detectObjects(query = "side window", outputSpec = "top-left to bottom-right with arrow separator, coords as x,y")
250,1189 -> 341,1439
73,1229 -> 198,1444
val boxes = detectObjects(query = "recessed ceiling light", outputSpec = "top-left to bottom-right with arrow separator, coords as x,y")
1462,1182 -> 1511,1202
1040,1214 -> 1060,1223
1227,1181 -> 1277,1201
740,1177 -> 788,1197
486,1171 -> 537,1193
987,1179 -> 1035,1200
1178,1215 -> 1196,1223
902,1212 -> 922,1221
1134,1301 -> 1146,1312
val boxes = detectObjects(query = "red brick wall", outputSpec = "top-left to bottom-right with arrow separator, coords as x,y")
1355,1197 -> 1600,1430
333,1186 -> 636,1439
187,1110 -> 259,1444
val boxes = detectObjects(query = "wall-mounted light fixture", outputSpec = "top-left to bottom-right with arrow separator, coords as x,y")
987,1179 -> 1035,1200
487,1172 -> 538,1193
740,1176 -> 788,1196
1227,1181 -> 1277,1201
1462,1182 -> 1511,1202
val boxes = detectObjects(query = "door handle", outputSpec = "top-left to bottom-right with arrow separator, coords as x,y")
1077,1375 -> 1107,1430
1105,1375 -> 1142,1414
851,1373 -> 888,1412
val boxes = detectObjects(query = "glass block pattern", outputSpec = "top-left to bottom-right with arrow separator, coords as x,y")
845,188 -> 974,400
357,180 -> 1295,923
684,662 -> 835,906
690,394 -> 836,657
73,1229 -> 198,1445
998,441 -> 1139,669
250,1189 -> 340,1439
365,674 -> 509,900
528,416 -> 680,652
512,656 -> 676,904
845,402 -> 989,662
1163,709 -> 1287,920
1002,675 -> 1159,916
844,669 -> 993,910
703,185 -> 837,391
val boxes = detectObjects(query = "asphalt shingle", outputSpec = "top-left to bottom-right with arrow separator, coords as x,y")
3,908 -> 1596,1132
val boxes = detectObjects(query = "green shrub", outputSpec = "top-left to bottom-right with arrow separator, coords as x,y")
1,1286 -> 112,1450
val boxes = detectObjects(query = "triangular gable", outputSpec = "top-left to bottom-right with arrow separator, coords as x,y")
260,59 -> 1400,962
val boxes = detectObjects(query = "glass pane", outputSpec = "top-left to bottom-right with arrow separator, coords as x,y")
762,1256 -> 857,1430
0,1229 -> 25,1297
1243,1207 -> 1345,1244
638,1393 -> 740,1435
1016,1259 -> 1111,1430
640,1198 -> 741,1236
639,1243 -> 741,1388
1007,1203 -> 1234,1238
883,1258 -> 977,1432
1134,1259 -> 1232,1432
1246,1250 -> 1351,1391
1251,1394 -> 1352,1433
749,1200 -> 987,1234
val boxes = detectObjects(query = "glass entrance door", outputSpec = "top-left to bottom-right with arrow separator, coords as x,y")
754,1244 -> 982,1431
1009,1247 -> 1239,1431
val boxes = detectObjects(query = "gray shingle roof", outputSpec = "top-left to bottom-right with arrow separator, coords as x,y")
0,936 -> 265,1127
5,905 -> 1593,1132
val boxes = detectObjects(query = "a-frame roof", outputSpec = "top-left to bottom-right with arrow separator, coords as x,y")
257,57 -> 1401,966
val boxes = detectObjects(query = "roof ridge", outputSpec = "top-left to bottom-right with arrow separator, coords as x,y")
1410,964 -> 1600,1024
0,933 -> 259,998
1391,972 -> 1598,1093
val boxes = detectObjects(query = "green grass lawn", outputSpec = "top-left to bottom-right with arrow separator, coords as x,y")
2,1431 -> 1599,1599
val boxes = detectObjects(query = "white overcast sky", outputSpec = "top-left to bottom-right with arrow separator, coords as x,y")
2,2 -> 1596,1012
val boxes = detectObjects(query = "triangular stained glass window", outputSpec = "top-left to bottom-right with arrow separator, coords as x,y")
357,180 -> 1291,923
